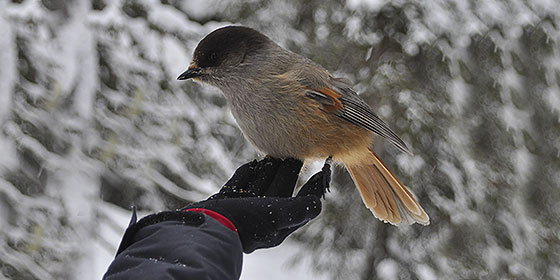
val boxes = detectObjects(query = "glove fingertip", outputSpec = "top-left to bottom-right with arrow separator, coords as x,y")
321,163 -> 332,196
296,196 -> 322,222
307,195 -> 322,216
297,171 -> 330,198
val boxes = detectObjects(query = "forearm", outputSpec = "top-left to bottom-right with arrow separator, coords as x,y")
104,211 -> 243,280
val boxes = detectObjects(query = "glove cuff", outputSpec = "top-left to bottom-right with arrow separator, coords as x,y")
185,208 -> 238,233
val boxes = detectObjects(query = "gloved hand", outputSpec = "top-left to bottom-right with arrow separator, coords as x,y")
184,157 -> 331,253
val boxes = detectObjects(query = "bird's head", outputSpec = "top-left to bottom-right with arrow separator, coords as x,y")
177,26 -> 272,85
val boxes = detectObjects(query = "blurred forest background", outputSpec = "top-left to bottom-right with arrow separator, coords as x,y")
1,0 -> 559,279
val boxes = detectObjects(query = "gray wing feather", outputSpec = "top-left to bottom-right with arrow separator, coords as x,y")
331,78 -> 411,154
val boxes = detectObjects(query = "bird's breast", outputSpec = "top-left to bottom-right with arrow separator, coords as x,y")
226,89 -> 303,157
224,87 -> 373,162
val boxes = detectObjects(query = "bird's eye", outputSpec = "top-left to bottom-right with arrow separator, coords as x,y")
209,52 -> 217,62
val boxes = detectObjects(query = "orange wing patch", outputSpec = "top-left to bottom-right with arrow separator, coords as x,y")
311,87 -> 343,111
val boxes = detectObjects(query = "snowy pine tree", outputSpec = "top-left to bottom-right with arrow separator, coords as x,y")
1,1 -> 559,279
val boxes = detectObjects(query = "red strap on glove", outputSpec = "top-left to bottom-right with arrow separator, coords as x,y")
185,208 -> 238,233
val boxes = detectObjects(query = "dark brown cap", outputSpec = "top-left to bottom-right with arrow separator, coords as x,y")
192,26 -> 271,69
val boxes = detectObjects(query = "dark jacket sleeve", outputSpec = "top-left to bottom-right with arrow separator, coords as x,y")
103,211 -> 243,280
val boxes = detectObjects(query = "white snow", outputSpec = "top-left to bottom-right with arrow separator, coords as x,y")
448,79 -> 469,114
148,2 -> 202,35
396,154 -> 425,175
416,264 -> 437,280
1,0 -> 559,279
546,87 -> 560,117
346,0 -> 388,11
181,0 -> 222,20
513,147 -> 534,185
241,240 -> 329,280
500,103 -> 531,132
376,258 -> 398,280
162,36 -> 190,78
0,10 -> 16,123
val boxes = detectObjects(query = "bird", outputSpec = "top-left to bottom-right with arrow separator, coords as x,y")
177,25 -> 429,226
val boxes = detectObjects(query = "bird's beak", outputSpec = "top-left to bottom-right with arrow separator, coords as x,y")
177,66 -> 202,80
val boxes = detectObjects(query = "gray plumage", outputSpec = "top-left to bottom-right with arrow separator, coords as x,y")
178,26 -> 429,225
187,26 -> 410,156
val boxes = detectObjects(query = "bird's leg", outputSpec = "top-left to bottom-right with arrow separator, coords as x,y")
322,156 -> 333,195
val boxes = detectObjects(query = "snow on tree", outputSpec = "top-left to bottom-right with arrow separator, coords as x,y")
0,0 -> 559,279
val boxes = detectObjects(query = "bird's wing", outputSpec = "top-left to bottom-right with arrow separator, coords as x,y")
305,77 -> 411,154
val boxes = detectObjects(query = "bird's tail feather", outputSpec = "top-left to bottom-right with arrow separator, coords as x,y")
346,149 -> 429,226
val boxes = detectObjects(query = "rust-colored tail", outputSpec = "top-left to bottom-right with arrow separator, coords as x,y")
346,149 -> 429,226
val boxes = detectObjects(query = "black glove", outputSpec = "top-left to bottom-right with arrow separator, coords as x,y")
184,157 -> 331,253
